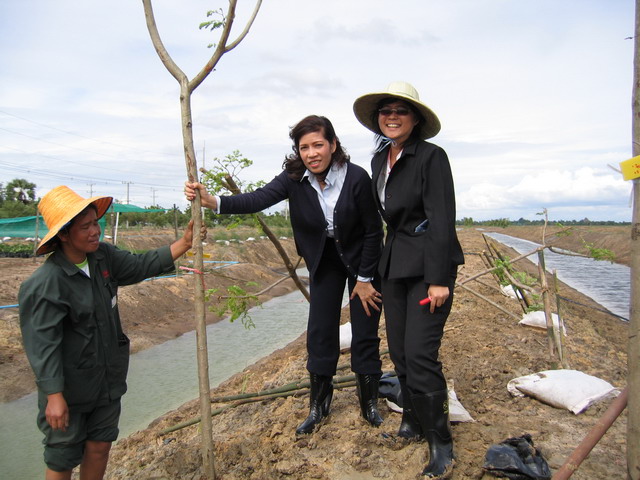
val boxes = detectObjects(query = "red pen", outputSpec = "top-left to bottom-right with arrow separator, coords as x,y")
419,297 -> 431,306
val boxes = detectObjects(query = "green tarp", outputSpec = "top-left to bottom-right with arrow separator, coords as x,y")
110,204 -> 168,213
0,204 -> 168,239
0,215 -> 106,239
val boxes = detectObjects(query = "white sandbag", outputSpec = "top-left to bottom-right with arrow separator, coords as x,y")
500,285 -> 522,299
384,383 -> 474,423
339,322 -> 352,351
519,311 -> 566,335
449,387 -> 475,423
507,370 -> 619,414
385,398 -> 403,413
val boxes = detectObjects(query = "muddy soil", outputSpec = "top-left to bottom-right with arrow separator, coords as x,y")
0,225 -> 630,479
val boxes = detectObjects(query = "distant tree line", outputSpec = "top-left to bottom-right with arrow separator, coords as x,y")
456,217 -> 630,227
1,178 -> 629,229
0,177 -> 292,232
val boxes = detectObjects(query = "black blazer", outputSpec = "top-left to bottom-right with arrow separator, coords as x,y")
371,140 -> 464,285
220,163 -> 383,281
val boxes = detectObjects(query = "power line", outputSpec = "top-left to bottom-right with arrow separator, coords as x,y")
0,148 -> 183,187
0,109 -> 177,158
0,159 -> 155,186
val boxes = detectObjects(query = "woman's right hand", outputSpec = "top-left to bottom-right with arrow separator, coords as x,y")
350,281 -> 382,317
184,181 -> 217,210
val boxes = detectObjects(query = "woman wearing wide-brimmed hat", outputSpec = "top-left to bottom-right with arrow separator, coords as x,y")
353,82 -> 464,479
19,185 -> 197,480
185,115 -> 385,435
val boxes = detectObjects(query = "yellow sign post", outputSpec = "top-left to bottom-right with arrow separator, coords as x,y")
620,154 -> 640,181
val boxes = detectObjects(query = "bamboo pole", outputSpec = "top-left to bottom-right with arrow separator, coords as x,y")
455,282 -> 521,321
536,250 -> 562,366
459,243 -> 545,286
160,379 -> 360,435
483,240 -> 531,312
553,270 -> 569,368
210,374 -> 360,403
32,209 -> 39,262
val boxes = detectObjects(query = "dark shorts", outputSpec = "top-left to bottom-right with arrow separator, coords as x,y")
37,399 -> 121,472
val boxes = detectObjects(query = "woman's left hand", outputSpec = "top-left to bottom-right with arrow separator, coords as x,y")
350,281 -> 382,317
425,284 -> 450,313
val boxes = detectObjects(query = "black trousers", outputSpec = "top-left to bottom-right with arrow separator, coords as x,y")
382,275 -> 455,395
306,238 -> 382,377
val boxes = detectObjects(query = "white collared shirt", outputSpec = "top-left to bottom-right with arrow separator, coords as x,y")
302,162 -> 346,238
377,148 -> 403,210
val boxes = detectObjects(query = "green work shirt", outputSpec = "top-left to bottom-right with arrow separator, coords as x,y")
19,242 -> 175,412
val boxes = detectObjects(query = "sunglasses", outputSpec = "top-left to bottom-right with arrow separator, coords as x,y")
378,107 -> 411,116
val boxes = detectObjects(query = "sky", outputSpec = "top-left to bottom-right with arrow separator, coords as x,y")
0,0 -> 636,222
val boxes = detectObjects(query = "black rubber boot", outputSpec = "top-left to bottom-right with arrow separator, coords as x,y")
296,373 -> 333,434
356,373 -> 383,427
411,390 -> 455,479
397,377 -> 423,440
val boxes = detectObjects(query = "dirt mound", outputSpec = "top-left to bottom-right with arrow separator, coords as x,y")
96,227 -> 628,480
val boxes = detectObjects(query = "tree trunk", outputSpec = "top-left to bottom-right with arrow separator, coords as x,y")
179,82 -> 216,479
140,1 -> 263,476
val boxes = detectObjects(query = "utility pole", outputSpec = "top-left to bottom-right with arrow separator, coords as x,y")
151,187 -> 157,206
202,140 -> 206,171
629,2 -> 639,478
87,183 -> 95,196
123,181 -> 133,204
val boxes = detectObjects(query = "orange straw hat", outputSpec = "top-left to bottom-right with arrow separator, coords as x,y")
36,186 -> 113,255
353,81 -> 441,140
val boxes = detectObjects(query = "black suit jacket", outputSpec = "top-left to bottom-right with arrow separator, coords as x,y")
220,163 -> 382,281
371,140 -> 464,285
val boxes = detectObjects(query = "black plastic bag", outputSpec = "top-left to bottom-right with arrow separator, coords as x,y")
482,434 -> 551,480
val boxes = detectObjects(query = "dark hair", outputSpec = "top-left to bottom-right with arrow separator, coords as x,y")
283,115 -> 349,181
370,98 -> 425,151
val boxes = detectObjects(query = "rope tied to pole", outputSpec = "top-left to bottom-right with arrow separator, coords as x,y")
179,266 -> 205,289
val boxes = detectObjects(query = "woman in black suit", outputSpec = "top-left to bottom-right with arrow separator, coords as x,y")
185,115 -> 384,434
353,82 -> 464,479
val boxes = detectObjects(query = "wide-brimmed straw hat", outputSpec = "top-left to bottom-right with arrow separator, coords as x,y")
36,185 -> 113,255
353,81 -> 441,140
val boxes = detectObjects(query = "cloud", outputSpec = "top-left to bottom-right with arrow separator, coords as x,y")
0,0 -> 634,220
458,167 -> 630,221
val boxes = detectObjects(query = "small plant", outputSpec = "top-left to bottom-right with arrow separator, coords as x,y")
582,241 -> 616,263
486,218 -> 510,228
205,282 -> 260,329
492,256 -> 541,308
525,303 -> 544,313
0,243 -> 33,258
492,258 -> 512,285
542,215 -> 615,262
240,373 -> 252,394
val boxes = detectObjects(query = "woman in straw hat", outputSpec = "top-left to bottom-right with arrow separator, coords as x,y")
185,114 -> 385,434
353,82 -> 464,479
19,185 -> 198,480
